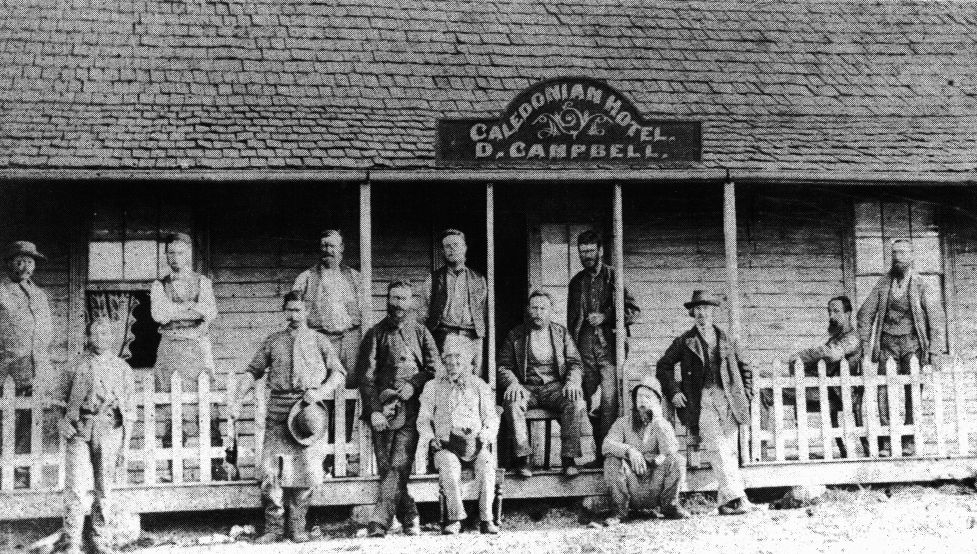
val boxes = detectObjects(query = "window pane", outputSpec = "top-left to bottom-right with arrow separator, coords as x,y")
910,202 -> 940,236
855,237 -> 885,275
882,202 -> 911,238
126,205 -> 159,241
854,201 -> 881,237
914,236 -> 943,274
541,224 -> 570,288
123,240 -> 159,280
90,204 -> 123,241
88,242 -> 123,281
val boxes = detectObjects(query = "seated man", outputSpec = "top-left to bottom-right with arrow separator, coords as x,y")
789,295 -> 867,458
602,376 -> 687,526
499,291 -> 586,478
418,334 -> 500,535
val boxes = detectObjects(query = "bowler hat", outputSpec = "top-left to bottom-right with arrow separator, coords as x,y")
4,241 -> 46,262
287,400 -> 329,446
683,289 -> 721,310
379,389 -> 407,430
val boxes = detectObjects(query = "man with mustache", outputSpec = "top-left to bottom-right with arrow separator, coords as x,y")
423,229 -> 487,376
601,376 -> 687,527
499,290 -> 586,478
0,241 -> 53,486
231,291 -> 345,544
358,281 -> 441,537
656,290 -> 754,515
857,239 -> 946,441
292,229 -> 363,387
568,230 -> 640,465
789,296 -> 867,457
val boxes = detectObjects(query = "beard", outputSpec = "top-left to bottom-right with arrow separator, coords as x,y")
387,305 -> 407,319
889,262 -> 908,279
827,320 -> 842,335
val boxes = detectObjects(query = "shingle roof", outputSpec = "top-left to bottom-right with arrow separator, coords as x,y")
1,0 -> 976,173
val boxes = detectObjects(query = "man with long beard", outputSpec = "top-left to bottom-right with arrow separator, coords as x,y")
789,296 -> 867,457
857,239 -> 946,444
601,376 -> 687,527
358,281 -> 441,537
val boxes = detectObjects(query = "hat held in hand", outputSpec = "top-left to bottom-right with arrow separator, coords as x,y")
287,400 -> 329,446
379,388 -> 407,430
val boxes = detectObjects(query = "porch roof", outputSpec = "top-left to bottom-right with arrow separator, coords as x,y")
1,0 -> 976,174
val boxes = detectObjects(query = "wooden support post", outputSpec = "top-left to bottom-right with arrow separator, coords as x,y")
723,180 -> 742,343
358,179 -> 375,476
612,183 -> 626,413
487,183 -> 496,392
794,360 -> 809,461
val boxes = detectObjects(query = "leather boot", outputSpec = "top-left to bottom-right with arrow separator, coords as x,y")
257,502 -> 285,544
287,490 -> 311,543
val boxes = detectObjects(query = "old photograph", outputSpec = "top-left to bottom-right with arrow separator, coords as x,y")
1,0 -> 976,552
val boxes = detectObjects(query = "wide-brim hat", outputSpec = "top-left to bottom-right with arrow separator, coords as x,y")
632,375 -> 664,402
4,241 -> 46,262
287,400 -> 329,446
683,289 -> 721,310
379,389 -> 407,430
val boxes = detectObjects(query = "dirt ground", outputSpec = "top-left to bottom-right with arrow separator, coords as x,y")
7,484 -> 977,553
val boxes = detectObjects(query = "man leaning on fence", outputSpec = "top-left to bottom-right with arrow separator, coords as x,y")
53,317 -> 135,554
788,295 -> 868,458
656,290 -> 755,516
418,334 -> 500,535
230,291 -> 345,544
358,280 -> 440,538
602,376 -> 688,527
857,239 -> 947,448
499,290 -> 586,478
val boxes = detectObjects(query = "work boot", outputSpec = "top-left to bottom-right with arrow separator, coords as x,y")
561,458 -> 579,478
718,497 -> 748,516
404,516 -> 422,536
366,522 -> 386,537
257,504 -> 285,543
442,520 -> 461,535
479,521 -> 499,534
514,456 -> 532,478
661,505 -> 690,520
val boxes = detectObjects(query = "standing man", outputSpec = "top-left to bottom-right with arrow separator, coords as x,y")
568,230 -> 640,465
292,229 -> 363,386
858,239 -> 946,433
0,241 -> 53,398
55,318 -> 135,554
150,232 -> 217,477
602,376 -> 687,526
789,296 -> 867,458
0,241 -> 53,481
231,291 -> 345,544
358,281 -> 441,537
499,291 -> 586,478
424,229 -> 487,376
418,334 -> 500,535
656,290 -> 754,515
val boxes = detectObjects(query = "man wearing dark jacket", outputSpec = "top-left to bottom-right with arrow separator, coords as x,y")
568,230 -> 640,463
358,281 -> 441,537
656,290 -> 754,515
499,291 -> 586,478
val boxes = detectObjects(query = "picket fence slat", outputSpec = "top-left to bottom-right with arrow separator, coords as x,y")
2,376 -> 16,490
817,360 -> 832,461
931,362 -> 946,457
953,356 -> 970,456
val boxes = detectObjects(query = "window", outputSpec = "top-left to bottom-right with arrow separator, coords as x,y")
853,200 -> 946,348
88,201 -> 192,283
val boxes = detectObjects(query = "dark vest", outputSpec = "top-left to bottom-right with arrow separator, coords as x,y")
427,266 -> 486,338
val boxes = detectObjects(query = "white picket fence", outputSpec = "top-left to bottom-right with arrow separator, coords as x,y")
0,371 -> 424,492
745,354 -> 974,464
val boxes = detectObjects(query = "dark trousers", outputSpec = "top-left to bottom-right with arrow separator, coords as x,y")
503,380 -> 585,460
370,423 -> 420,530
579,328 -> 617,459
878,332 -> 922,428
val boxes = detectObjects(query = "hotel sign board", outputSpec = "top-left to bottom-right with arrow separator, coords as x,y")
437,77 -> 701,165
